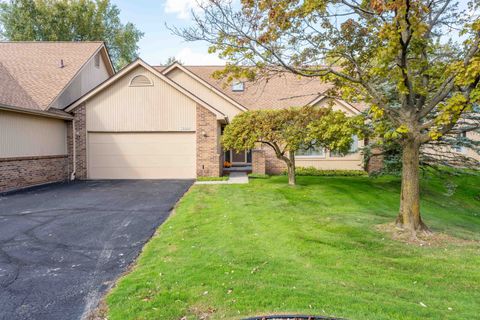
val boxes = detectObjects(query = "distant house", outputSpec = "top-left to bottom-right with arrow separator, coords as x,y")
4,42 -> 475,193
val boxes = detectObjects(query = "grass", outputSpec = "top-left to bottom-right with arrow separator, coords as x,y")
197,176 -> 229,181
106,174 -> 480,320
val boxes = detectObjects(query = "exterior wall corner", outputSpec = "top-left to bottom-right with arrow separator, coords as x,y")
69,103 -> 87,179
196,104 -> 222,177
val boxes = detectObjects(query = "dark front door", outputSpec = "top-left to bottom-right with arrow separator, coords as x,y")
232,150 -> 246,163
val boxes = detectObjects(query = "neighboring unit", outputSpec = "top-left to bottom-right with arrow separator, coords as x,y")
0,42 -> 114,192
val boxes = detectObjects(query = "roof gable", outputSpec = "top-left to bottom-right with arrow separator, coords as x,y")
309,96 -> 363,115
158,65 -> 367,112
161,63 -> 248,113
0,42 -> 113,111
66,59 -> 227,120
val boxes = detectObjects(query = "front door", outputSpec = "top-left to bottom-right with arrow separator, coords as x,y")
231,150 -> 246,164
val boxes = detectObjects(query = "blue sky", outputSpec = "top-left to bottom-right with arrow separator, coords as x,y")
113,0 -> 474,66
112,0 -> 225,66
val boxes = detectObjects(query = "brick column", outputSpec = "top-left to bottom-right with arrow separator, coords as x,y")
367,152 -> 384,174
196,105 -> 221,177
365,138 -> 384,174
252,149 -> 266,175
68,103 -> 87,179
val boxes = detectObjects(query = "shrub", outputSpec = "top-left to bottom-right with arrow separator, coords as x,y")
248,173 -> 270,179
197,176 -> 229,181
283,167 -> 367,177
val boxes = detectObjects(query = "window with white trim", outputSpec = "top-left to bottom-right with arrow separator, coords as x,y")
94,53 -> 100,68
129,75 -> 153,87
232,81 -> 245,92
330,135 -> 359,157
296,144 -> 325,157
454,131 -> 467,153
350,135 -> 359,153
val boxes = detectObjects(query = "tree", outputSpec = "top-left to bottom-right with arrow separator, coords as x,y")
222,106 -> 359,185
0,0 -> 143,69
174,0 -> 480,235
163,56 -> 184,66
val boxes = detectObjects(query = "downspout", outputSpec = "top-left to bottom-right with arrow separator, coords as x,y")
70,119 -> 76,181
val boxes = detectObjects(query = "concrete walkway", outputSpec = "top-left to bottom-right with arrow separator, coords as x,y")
195,172 -> 249,185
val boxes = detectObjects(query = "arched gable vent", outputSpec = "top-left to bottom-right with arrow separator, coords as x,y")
129,75 -> 153,87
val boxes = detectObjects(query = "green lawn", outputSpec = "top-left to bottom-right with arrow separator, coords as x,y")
106,174 -> 480,320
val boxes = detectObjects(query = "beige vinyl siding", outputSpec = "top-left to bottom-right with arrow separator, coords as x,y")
86,66 -> 197,132
0,110 -> 67,158
88,132 -> 196,179
167,68 -> 242,121
51,52 -> 110,109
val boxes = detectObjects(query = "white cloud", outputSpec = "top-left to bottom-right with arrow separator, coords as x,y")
175,47 -> 225,65
164,0 -> 204,19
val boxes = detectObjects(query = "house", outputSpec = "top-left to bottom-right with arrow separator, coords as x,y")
1,42 -> 377,193
0,42 -> 114,193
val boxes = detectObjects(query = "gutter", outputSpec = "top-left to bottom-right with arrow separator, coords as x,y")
0,104 -> 73,120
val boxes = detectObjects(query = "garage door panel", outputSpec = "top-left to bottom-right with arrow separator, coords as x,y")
89,143 -> 193,156
88,133 -> 196,179
91,155 -> 195,167
89,167 -> 195,180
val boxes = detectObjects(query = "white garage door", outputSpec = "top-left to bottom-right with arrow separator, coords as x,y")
88,132 -> 196,179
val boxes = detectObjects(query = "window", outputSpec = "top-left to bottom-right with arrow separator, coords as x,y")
232,81 -> 245,92
129,75 -> 153,87
94,54 -> 100,68
296,144 -> 325,157
350,135 -> 359,153
454,131 -> 467,153
330,135 -> 359,157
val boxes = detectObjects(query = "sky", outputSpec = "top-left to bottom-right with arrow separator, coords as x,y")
112,0 -> 225,66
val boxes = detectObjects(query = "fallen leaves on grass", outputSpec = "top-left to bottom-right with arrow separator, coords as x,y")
375,223 -> 479,247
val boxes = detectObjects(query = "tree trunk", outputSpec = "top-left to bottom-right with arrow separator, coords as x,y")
396,139 -> 431,235
287,150 -> 296,185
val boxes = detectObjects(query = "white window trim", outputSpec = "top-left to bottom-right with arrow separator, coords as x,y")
295,155 -> 327,159
129,74 -> 154,87
94,54 -> 100,68
295,149 -> 327,159
232,81 -> 245,92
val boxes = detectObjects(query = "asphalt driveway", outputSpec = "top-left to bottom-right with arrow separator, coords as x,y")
0,180 -> 193,320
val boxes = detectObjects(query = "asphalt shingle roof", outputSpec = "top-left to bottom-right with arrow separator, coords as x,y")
157,65 -> 367,112
0,41 -> 104,111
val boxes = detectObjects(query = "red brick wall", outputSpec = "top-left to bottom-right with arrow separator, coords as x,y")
261,145 -> 287,175
252,149 -> 266,175
367,153 -> 384,174
0,155 -> 69,193
196,105 -> 222,177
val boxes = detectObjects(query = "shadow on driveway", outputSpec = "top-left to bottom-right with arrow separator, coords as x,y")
0,180 -> 193,320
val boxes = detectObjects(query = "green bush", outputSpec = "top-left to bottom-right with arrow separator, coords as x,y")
284,167 -> 367,177
197,176 -> 229,181
248,173 -> 270,179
